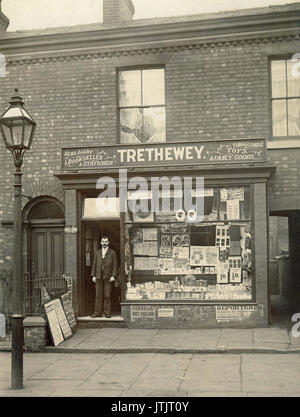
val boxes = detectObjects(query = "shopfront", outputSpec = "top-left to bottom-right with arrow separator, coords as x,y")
56,138 -> 275,328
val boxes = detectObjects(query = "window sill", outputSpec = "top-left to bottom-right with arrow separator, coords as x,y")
267,139 -> 300,149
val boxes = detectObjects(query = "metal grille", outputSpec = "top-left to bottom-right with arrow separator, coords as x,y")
24,273 -> 68,316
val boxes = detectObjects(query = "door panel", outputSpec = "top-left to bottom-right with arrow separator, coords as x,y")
51,231 -> 64,274
31,227 -> 65,276
34,231 -> 48,274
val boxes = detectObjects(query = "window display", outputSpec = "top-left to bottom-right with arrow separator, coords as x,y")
124,185 -> 253,302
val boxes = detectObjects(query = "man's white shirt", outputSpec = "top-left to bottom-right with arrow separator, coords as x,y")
102,247 -> 108,258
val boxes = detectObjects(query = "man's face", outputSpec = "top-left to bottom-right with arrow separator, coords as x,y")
101,238 -> 109,248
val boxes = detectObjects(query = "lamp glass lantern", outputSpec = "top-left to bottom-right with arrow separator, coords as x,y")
0,90 -> 36,158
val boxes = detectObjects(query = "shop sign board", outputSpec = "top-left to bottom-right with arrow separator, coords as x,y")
62,138 -> 266,170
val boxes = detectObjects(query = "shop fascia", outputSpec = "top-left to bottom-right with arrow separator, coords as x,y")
96,169 -> 205,222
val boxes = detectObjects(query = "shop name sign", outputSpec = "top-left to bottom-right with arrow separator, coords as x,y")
62,138 -> 266,170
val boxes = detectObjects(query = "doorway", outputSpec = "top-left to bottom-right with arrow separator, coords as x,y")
269,214 -> 292,325
82,220 -> 121,316
26,198 -> 65,315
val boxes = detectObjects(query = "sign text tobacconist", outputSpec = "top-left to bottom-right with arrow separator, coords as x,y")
62,138 -> 266,170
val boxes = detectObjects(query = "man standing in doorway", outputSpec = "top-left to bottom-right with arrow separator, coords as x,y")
91,235 -> 118,318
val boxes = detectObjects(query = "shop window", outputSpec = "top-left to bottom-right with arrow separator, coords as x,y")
118,68 -> 166,144
271,58 -> 300,139
124,184 -> 253,302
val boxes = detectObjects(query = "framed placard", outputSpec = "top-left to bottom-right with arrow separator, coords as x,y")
61,293 -> 77,332
44,301 -> 64,347
52,299 -> 73,339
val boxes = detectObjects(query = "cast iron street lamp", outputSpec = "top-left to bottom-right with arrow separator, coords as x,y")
0,89 -> 36,389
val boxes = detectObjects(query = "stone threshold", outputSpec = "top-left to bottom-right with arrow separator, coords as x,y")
77,315 -> 124,322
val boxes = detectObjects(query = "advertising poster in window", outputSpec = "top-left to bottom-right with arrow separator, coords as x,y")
190,246 -> 219,266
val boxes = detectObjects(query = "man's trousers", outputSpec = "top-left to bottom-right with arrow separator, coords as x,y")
94,279 -> 113,316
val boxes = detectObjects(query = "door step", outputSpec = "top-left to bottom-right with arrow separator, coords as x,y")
77,315 -> 127,328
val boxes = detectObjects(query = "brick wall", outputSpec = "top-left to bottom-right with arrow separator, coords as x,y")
268,148 -> 300,211
166,45 -> 269,141
0,43 -> 272,272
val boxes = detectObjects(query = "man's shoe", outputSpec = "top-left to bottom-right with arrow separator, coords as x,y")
91,314 -> 101,318
104,314 -> 111,318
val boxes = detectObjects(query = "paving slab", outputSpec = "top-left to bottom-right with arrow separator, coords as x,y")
253,328 -> 290,344
80,376 -> 137,391
29,359 -> 103,380
0,388 -> 54,397
247,392 -> 300,397
289,332 -> 300,346
242,354 -> 300,394
252,342 -> 290,351
120,390 -> 190,397
181,354 -> 242,392
50,389 -> 123,397
187,391 -> 247,397
179,329 -> 221,349
219,329 -> 254,346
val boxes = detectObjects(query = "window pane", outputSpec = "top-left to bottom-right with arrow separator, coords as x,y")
143,107 -> 166,143
271,60 -> 286,98
288,99 -> 300,136
120,108 -> 143,143
287,60 -> 300,97
142,69 -> 165,106
119,70 -> 141,107
272,100 -> 287,136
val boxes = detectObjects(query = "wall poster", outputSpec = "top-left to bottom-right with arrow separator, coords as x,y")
190,246 -> 219,266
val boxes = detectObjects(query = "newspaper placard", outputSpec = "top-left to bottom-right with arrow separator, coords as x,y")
158,308 -> 174,318
44,301 -> 64,347
216,305 -> 264,323
227,199 -> 240,220
52,299 -> 73,339
61,293 -> 77,332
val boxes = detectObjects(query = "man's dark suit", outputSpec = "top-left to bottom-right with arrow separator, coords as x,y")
91,247 -> 118,316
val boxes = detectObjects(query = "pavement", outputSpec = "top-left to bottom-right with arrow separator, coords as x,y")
1,325 -> 300,398
1,323 -> 300,354
1,351 -> 300,397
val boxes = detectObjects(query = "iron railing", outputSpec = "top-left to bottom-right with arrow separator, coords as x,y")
24,273 -> 68,316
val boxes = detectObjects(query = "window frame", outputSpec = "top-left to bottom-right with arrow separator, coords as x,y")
117,65 -> 166,144
269,55 -> 300,141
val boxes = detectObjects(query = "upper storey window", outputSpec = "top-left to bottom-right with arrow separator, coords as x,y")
118,68 -> 166,144
271,58 -> 300,139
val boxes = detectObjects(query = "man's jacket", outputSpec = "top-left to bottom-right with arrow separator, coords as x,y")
91,248 -> 118,281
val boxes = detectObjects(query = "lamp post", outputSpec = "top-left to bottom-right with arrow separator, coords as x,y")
0,89 -> 36,389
